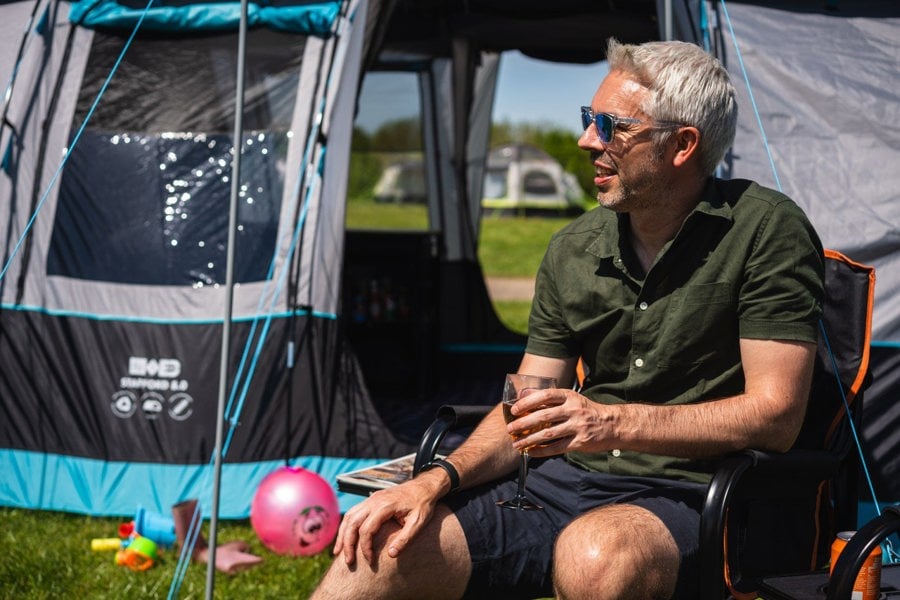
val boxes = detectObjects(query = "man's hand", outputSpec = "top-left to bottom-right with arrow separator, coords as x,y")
333,470 -> 448,565
506,387 -> 611,457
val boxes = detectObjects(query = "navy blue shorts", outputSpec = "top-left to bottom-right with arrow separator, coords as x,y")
442,457 -> 706,599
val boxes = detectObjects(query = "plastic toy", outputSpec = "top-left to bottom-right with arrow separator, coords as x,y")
91,537 -> 128,552
115,535 -> 159,571
250,466 -> 340,555
133,506 -> 177,547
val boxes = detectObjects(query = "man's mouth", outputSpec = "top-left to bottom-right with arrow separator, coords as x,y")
594,169 -> 616,186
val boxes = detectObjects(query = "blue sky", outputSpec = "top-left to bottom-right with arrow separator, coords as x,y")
492,51 -> 609,134
355,51 -> 608,135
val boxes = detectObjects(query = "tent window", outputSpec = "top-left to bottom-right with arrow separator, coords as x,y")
523,170 -> 557,196
71,31 -> 303,132
346,71 -> 428,230
47,30 -> 304,286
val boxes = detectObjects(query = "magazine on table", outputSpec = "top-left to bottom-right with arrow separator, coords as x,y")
337,453 -> 443,496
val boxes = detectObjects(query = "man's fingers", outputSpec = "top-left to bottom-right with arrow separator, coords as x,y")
386,509 -> 425,558
327,486 -> 435,565
355,501 -> 397,563
338,512 -> 363,564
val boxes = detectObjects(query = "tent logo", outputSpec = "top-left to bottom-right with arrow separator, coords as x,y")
112,357 -> 193,421
129,357 -> 181,378
111,391 -> 138,418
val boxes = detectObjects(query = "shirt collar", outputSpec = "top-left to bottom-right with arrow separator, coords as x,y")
585,177 -> 733,261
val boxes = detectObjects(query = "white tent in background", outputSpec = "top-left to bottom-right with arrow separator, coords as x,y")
482,143 -> 585,214
373,160 -> 427,204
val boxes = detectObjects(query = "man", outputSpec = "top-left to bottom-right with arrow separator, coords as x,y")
312,38 -> 824,599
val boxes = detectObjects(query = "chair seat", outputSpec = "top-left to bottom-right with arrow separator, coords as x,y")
758,562 -> 900,600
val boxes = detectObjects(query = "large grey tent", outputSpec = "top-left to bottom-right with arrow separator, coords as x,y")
1,0 -> 898,521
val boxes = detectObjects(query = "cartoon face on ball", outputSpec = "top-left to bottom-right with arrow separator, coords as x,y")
292,505 -> 330,549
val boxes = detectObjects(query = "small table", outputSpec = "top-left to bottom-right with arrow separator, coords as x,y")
758,563 -> 900,599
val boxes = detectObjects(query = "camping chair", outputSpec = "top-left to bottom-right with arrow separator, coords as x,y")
823,505 -> 900,599
753,504 -> 900,600
410,249 -> 875,599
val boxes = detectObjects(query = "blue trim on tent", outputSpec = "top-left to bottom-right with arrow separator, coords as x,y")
872,340 -> 900,349
68,0 -> 340,35
0,302 -> 338,324
0,449 -> 378,517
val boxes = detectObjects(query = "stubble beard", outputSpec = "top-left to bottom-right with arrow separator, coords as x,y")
594,146 -> 669,213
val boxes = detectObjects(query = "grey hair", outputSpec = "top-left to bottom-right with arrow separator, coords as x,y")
606,38 -> 737,176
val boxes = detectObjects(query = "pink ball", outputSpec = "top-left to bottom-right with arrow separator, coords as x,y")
250,466 -> 340,556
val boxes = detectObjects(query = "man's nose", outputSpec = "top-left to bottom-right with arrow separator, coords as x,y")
578,125 -> 607,151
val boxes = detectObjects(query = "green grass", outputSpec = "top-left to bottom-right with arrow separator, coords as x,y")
492,300 -> 532,334
346,196 -> 571,279
345,196 -> 429,230
0,507 -> 332,599
478,213 -> 572,278
479,213 -> 571,334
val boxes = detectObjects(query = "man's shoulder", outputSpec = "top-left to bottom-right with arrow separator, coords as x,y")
715,178 -> 811,223
717,178 -> 796,208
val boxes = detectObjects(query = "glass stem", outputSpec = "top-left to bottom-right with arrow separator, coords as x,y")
516,450 -> 529,499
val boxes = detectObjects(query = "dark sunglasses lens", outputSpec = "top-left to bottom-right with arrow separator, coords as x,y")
581,109 -> 612,143
595,114 -> 612,143
580,108 -> 592,131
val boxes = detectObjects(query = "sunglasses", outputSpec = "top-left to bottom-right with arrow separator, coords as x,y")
580,106 -> 682,144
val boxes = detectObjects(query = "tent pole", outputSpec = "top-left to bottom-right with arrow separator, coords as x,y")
206,0 -> 248,596
664,0 -> 673,40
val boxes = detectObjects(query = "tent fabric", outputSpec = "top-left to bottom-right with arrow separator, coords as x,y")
68,0 -> 341,35
706,1 -> 900,503
715,1 -> 900,343
0,0 -> 408,517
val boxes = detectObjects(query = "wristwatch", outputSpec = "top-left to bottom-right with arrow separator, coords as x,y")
420,458 -> 460,494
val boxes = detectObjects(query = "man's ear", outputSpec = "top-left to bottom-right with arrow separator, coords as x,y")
671,126 -> 701,168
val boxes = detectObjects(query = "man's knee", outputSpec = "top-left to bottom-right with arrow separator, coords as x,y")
312,504 -> 471,600
553,504 -> 680,600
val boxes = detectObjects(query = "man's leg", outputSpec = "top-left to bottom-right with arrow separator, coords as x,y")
311,503 -> 471,600
553,504 -> 681,600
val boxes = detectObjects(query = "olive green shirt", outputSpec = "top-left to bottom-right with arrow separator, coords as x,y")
526,178 -> 825,483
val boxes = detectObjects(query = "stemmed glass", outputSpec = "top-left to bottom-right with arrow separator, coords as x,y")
496,373 -> 557,511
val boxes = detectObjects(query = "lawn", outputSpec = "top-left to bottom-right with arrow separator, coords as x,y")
346,196 -> 571,278
0,507 -> 332,599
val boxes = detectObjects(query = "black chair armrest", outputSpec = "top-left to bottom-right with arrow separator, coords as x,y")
827,505 -> 900,600
413,404 -> 492,475
699,449 -> 842,600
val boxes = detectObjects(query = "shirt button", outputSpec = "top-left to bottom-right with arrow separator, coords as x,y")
638,301 -> 648,311
634,358 -> 644,368
612,449 -> 621,457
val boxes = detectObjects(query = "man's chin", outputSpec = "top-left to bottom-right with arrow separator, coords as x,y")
595,193 -> 624,212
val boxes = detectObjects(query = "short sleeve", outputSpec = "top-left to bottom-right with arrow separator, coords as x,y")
738,199 -> 824,342
526,242 -> 581,359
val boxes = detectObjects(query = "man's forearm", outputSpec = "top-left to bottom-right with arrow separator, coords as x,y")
443,404 -> 520,491
612,391 -> 806,458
